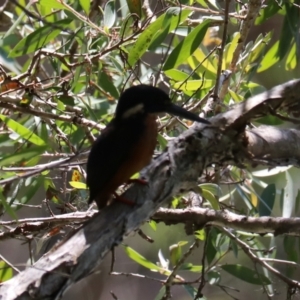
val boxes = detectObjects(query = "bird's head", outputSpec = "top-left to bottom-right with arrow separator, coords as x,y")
115,85 -> 210,124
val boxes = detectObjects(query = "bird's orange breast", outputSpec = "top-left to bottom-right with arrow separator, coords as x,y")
93,115 -> 157,207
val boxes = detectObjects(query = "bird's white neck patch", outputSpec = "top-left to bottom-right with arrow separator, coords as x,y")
122,103 -> 144,119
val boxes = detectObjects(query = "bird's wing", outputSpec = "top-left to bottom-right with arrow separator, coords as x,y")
86,120 -> 143,204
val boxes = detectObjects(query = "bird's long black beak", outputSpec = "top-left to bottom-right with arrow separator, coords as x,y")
166,103 -> 210,124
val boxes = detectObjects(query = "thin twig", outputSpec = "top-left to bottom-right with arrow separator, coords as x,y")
0,254 -> 20,274
162,241 -> 199,299
213,0 -> 230,100
221,227 -> 300,288
195,228 -> 209,299
0,211 -> 94,226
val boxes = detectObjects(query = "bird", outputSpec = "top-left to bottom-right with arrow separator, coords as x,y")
86,84 -> 210,209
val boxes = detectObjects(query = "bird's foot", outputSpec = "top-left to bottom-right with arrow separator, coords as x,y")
126,178 -> 148,185
113,193 -> 135,206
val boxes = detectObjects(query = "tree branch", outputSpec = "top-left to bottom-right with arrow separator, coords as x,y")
153,208 -> 300,236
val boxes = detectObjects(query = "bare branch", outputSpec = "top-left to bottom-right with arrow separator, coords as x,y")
153,208 -> 300,236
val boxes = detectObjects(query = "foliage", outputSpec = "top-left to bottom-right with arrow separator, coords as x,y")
0,0 -> 300,299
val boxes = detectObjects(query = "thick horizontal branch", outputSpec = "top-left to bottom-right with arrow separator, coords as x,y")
246,126 -> 300,166
153,208 -> 300,235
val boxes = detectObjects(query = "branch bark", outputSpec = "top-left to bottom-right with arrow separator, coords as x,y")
1,79 -> 300,299
153,207 -> 300,235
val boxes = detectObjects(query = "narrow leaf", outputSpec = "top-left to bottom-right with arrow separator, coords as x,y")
0,261 -> 13,283
207,270 -> 221,285
169,243 -> 182,266
9,19 -> 73,57
222,264 -> 271,285
202,188 -> 220,210
79,0 -> 90,15
172,79 -> 213,91
282,169 -> 296,218
163,20 -> 210,70
69,181 -> 87,189
180,263 -> 202,272
0,186 -> 18,220
126,0 -> 142,18
127,8 -> 191,66
39,0 -> 67,10
258,183 -> 276,216
257,41 -> 280,73
124,245 -> 163,271
0,147 -> 46,169
0,115 -> 46,146
286,43 -> 297,70
104,0 -> 116,28
255,1 -> 280,25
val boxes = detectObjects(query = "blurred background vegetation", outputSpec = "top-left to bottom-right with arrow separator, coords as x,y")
0,0 -> 300,299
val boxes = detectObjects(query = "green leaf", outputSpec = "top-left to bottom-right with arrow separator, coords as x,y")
282,169 -> 296,218
104,0 -> 116,28
231,240 -> 239,258
207,270 -> 221,285
249,32 -> 272,63
180,263 -> 202,272
149,8 -> 191,50
165,69 -> 189,81
57,95 -> 75,106
19,177 -> 41,205
255,2 -> 281,25
148,220 -> 157,231
195,229 -> 206,241
3,1 -> 33,41
0,147 -> 46,167
126,0 -> 142,18
169,242 -> 187,266
0,115 -> 46,146
154,287 -> 166,300
206,229 -> 217,264
258,183 -> 276,216
127,8 -> 191,66
157,133 -> 168,149
0,186 -> 18,220
98,71 -> 119,99
295,189 -> 300,212
225,32 -> 240,66
284,236 -> 297,263
9,18 -> 73,57
255,115 -> 283,126
69,181 -> 87,189
163,20 -> 210,70
0,261 -> 13,283
199,183 -> 221,196
284,236 -> 298,277
278,3 -> 299,60
183,285 -> 200,299
172,79 -> 213,91
79,0 -> 90,15
252,166 -> 291,177
202,188 -> 220,210
221,264 -> 271,285
39,0 -> 67,10
285,43 -> 297,70
123,245 -> 163,271
193,48 -> 217,74
257,41 -> 280,73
